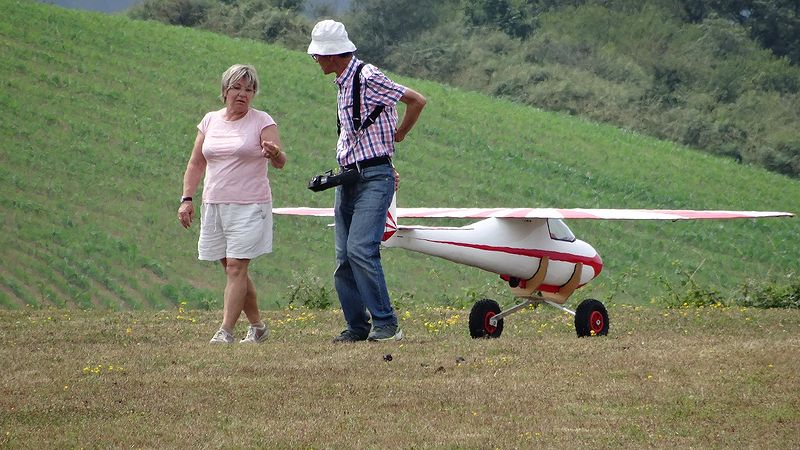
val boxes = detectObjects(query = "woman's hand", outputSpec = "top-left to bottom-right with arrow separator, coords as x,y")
260,125 -> 285,169
261,140 -> 281,159
178,201 -> 194,229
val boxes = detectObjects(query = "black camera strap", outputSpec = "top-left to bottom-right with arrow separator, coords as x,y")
337,62 -> 386,136
311,64 -> 390,193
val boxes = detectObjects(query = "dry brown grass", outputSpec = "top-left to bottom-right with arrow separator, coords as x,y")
1,304 -> 798,449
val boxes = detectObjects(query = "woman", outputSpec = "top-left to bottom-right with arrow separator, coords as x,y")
178,64 -> 286,344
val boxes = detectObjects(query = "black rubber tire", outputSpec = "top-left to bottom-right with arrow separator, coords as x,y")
574,298 -> 609,337
469,299 -> 503,338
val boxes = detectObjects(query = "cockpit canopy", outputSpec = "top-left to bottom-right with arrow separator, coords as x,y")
547,218 -> 576,242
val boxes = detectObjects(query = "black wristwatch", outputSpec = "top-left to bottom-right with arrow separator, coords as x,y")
180,196 -> 193,203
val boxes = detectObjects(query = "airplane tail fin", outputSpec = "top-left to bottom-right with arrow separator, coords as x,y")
382,192 -> 398,244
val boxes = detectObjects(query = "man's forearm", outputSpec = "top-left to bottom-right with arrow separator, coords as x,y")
396,88 -> 427,140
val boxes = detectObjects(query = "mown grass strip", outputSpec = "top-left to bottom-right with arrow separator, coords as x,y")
0,305 -> 797,448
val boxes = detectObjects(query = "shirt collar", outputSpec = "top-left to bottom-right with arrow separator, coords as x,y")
334,56 -> 361,88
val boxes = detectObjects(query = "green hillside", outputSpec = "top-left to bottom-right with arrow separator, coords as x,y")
1,0 -> 798,310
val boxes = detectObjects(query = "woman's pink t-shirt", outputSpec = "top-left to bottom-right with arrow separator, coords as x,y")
198,108 -> 276,204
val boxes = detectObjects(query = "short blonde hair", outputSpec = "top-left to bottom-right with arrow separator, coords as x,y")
220,64 -> 259,102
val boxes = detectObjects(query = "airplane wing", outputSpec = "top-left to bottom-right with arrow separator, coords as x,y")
273,207 -> 794,220
396,225 -> 472,230
273,207 -> 334,217
393,208 -> 794,220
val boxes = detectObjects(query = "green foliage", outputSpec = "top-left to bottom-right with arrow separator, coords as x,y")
463,0 -> 535,38
736,280 -> 800,309
655,265 -> 800,310
130,0 -> 311,50
202,0 -> 310,49
678,0 -> 800,65
346,0 -> 458,67
128,0 -> 210,26
655,261 -> 726,308
286,270 -> 334,309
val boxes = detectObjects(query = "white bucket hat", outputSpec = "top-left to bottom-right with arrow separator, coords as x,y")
307,20 -> 357,56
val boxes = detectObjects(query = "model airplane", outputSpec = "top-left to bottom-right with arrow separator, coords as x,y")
274,196 -> 793,338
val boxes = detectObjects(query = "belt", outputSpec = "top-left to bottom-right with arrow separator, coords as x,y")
343,155 -> 392,171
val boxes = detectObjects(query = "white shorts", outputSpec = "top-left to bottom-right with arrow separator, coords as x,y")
198,203 -> 273,261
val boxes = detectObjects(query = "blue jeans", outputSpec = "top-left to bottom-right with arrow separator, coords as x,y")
334,164 -> 397,335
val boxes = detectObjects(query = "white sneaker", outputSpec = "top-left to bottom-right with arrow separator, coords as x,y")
209,328 -> 235,344
240,324 -> 269,344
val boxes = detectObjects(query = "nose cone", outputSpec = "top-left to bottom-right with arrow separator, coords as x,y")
593,250 -> 603,278
574,240 -> 603,284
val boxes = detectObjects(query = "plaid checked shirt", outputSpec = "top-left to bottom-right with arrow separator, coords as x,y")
335,57 -> 406,167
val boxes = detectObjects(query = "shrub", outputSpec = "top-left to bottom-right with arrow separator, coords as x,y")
286,270 -> 333,309
654,268 -> 726,309
736,280 -> 800,309
128,0 -> 210,27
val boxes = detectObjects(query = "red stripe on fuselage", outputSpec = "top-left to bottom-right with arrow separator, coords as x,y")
419,239 -> 604,275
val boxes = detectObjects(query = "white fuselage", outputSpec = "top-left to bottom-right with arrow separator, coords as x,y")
384,218 -> 602,292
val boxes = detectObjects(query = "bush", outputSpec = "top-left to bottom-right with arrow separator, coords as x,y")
286,271 -> 333,309
128,0 -> 210,27
736,280 -> 800,309
240,7 -> 310,50
654,268 -> 726,309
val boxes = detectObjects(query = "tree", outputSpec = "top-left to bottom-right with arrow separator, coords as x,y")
745,0 -> 800,64
464,0 -> 532,38
128,0 -> 210,26
675,0 -> 800,64
346,0 -> 458,66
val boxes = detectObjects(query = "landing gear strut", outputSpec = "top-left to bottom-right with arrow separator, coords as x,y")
468,296 -> 609,338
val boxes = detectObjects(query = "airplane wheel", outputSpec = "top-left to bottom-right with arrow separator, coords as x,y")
575,299 -> 609,337
469,299 -> 503,339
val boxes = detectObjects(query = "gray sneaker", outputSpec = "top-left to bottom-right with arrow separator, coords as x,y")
368,325 -> 403,342
240,324 -> 269,344
209,328 -> 235,344
332,329 -> 368,343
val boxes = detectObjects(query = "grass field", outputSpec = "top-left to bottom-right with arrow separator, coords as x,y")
1,1 -> 799,311
1,304 -> 798,448
1,2 -> 797,449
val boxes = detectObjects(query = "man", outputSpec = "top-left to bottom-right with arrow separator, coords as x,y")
308,19 -> 426,342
